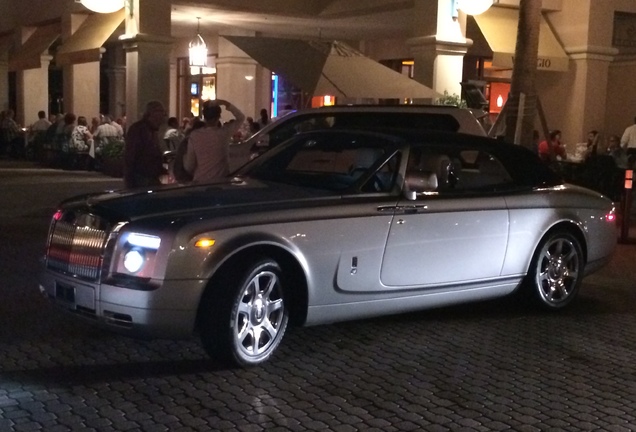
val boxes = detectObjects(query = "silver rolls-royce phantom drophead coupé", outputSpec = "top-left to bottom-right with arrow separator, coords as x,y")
40,129 -> 617,367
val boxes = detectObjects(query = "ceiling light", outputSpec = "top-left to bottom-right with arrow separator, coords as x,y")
78,0 -> 124,14
189,18 -> 208,67
456,0 -> 494,16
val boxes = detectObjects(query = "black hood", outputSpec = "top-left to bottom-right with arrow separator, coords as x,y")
61,177 -> 332,221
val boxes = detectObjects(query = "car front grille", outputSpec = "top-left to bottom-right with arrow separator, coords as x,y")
46,218 -> 110,282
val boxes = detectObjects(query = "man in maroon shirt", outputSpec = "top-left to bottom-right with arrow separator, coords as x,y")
124,101 -> 167,188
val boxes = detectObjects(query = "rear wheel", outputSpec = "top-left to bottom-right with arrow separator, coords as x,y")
524,230 -> 584,310
200,259 -> 289,367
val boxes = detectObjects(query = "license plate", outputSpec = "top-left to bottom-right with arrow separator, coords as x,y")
55,282 -> 76,305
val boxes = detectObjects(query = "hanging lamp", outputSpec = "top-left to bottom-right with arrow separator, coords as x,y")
189,18 -> 208,67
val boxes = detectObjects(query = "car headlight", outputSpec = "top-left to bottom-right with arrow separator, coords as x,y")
115,232 -> 162,277
123,248 -> 146,273
128,233 -> 161,249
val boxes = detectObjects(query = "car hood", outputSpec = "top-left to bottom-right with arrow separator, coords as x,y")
63,177 -> 333,221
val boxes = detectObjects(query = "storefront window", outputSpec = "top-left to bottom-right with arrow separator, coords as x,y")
273,73 -> 303,116
178,56 -> 217,119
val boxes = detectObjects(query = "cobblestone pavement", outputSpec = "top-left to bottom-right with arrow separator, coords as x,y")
1,163 -> 636,431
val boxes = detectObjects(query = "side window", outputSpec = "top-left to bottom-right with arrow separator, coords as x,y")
455,150 -> 512,191
405,146 -> 512,196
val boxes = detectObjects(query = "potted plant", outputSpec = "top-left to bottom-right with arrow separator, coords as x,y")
99,137 -> 125,178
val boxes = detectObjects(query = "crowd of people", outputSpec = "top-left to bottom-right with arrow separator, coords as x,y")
533,121 -> 636,170
9,100 -> 633,199
0,108 -> 128,164
123,100 -> 253,188
532,119 -> 636,201
1,101 -> 273,188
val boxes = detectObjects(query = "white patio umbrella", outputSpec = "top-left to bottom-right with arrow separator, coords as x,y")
223,36 -> 440,100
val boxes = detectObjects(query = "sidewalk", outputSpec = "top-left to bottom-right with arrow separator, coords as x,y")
0,157 -> 40,170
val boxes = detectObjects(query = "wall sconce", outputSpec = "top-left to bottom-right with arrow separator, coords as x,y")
452,0 -> 495,19
244,75 -> 254,81
189,17 -> 208,67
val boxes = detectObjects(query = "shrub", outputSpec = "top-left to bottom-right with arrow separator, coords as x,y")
100,137 -> 125,159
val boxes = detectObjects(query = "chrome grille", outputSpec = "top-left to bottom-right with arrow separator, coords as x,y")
47,220 -> 109,281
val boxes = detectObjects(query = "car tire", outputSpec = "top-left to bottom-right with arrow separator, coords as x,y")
524,230 -> 585,310
199,259 -> 289,367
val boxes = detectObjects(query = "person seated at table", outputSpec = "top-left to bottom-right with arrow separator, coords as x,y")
71,116 -> 93,153
606,134 -> 628,168
585,130 -> 600,160
538,129 -> 567,163
0,109 -> 23,158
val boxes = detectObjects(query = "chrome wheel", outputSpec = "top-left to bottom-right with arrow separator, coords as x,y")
233,269 -> 286,361
199,259 -> 289,367
531,232 -> 584,309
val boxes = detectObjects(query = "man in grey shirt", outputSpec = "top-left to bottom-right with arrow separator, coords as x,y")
184,99 -> 245,183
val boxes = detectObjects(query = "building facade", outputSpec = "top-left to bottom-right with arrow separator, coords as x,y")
1,0 -> 636,152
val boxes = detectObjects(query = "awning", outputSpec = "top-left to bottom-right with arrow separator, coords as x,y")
224,36 -> 440,99
472,7 -> 569,72
8,23 -> 60,71
56,9 -> 125,65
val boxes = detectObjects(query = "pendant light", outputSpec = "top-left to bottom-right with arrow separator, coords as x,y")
189,18 -> 208,67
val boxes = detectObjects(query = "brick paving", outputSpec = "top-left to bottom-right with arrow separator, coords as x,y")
1,162 -> 636,431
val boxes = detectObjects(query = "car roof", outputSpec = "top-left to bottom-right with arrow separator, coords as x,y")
289,128 -> 563,187
262,104 -> 487,136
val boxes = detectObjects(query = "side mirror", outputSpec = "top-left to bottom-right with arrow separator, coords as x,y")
403,170 -> 438,200
404,190 -> 417,201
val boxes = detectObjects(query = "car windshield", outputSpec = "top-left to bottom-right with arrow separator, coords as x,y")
236,131 -> 400,192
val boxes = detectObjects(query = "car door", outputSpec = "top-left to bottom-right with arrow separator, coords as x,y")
380,146 -> 511,288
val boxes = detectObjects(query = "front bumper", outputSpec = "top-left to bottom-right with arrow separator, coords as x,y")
39,270 -> 207,339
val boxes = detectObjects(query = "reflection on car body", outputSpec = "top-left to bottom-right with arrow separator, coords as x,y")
40,129 -> 616,367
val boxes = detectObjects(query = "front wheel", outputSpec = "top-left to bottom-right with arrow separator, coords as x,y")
524,230 -> 585,310
200,259 -> 289,367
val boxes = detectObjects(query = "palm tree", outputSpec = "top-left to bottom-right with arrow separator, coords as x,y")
503,0 -> 542,151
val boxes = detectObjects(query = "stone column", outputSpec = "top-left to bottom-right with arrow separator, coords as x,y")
0,36 -> 9,112
216,30 -> 268,120
407,0 -> 472,99
17,54 -> 52,126
64,61 -> 101,119
62,13 -> 100,119
106,65 -> 126,119
121,0 -> 172,124
566,46 -> 617,145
